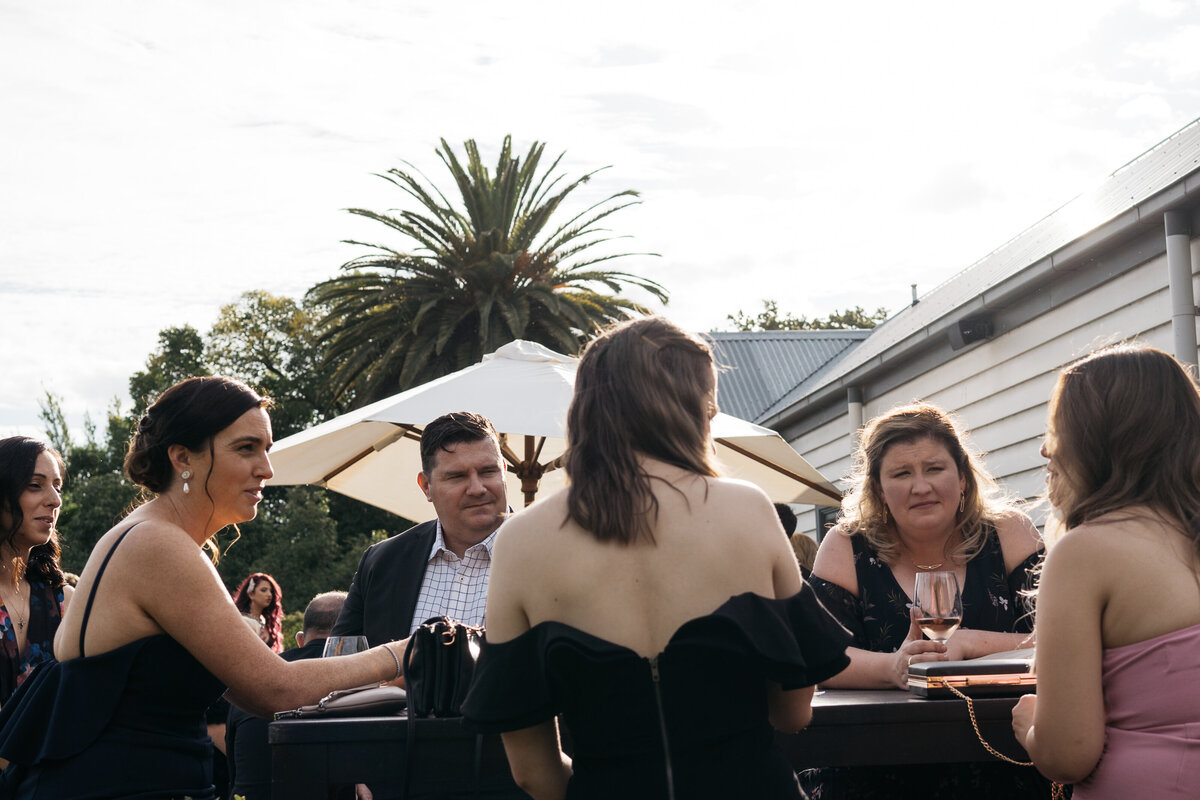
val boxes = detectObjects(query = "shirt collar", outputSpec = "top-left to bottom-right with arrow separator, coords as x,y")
428,518 -> 502,561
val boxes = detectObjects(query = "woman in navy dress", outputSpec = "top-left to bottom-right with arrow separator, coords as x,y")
0,377 -> 407,799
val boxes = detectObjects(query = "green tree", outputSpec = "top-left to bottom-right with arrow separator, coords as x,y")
40,395 -> 139,573
206,291 -> 338,439
309,136 -> 669,404
727,301 -> 889,331
128,326 -> 208,412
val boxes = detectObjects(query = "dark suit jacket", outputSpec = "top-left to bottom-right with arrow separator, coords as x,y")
226,638 -> 327,800
331,519 -> 439,646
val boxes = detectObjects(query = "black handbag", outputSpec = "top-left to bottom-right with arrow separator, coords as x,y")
401,616 -> 486,798
403,616 -> 484,718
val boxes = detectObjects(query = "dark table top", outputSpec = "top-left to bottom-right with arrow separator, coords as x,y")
269,687 -> 1032,796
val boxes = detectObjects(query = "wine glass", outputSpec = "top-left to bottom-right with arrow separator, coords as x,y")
912,570 -> 963,644
322,635 -> 370,658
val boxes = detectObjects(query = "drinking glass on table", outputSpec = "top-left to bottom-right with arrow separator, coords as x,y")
913,570 -> 963,643
322,635 -> 370,658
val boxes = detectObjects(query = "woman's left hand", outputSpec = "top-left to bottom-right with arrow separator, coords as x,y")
1011,693 -> 1036,744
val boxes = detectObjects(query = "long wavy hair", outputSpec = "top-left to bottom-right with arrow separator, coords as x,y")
564,316 -> 719,544
232,572 -> 284,652
0,437 -> 67,589
838,402 -> 1014,565
1046,344 -> 1200,551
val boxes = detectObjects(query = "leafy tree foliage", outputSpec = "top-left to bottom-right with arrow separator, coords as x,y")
727,300 -> 889,332
128,326 -> 207,413
206,291 -> 338,439
40,395 -> 139,574
310,136 -> 668,404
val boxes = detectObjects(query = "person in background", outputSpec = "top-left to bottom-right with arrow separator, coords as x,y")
775,502 -> 817,576
227,591 -> 348,800
233,572 -> 284,653
1012,345 -> 1200,798
0,436 -> 74,707
801,402 -> 1048,799
464,316 -> 851,799
790,533 -> 818,576
0,377 -> 407,799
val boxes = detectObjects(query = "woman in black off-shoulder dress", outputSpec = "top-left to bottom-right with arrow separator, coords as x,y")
462,317 -> 852,800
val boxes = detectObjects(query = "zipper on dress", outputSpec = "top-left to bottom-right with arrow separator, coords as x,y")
649,655 -> 676,800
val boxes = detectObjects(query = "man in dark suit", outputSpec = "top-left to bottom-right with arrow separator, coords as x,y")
226,591 -> 347,800
331,412 -> 522,800
332,411 -> 508,648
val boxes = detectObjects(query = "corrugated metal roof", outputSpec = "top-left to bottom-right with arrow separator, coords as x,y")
706,330 -> 871,423
795,115 -> 1200,400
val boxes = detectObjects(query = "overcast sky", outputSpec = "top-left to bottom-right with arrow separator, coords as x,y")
3,0 -> 1200,438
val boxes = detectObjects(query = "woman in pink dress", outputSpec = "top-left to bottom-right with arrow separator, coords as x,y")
1012,344 -> 1200,799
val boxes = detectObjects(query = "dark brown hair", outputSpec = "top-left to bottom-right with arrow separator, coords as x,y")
0,436 -> 67,588
565,316 -> 719,544
419,412 -> 499,475
1047,344 -> 1200,549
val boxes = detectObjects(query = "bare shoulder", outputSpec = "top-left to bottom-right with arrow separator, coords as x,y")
992,509 -> 1043,572
811,523 -> 858,596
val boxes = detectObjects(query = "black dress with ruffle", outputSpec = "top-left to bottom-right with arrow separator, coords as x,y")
463,584 -> 852,800
0,526 -> 225,800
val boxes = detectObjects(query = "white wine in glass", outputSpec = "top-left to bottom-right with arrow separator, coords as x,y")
913,570 -> 963,643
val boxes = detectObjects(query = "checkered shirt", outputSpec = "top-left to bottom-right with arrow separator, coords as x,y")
408,519 -> 498,635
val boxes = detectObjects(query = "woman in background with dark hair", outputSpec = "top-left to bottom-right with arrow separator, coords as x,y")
232,572 -> 283,652
464,317 -> 851,799
1013,345 -> 1200,798
0,377 -> 407,799
0,437 -> 72,706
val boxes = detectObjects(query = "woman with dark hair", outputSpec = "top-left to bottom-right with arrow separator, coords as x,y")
0,377 -> 406,799
0,437 -> 73,706
801,402 -> 1047,799
463,317 -> 852,799
232,572 -> 283,652
1012,345 -> 1200,798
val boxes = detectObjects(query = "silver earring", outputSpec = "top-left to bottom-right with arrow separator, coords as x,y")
181,470 -> 191,495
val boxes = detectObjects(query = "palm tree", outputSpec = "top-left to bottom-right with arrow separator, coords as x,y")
310,136 -> 668,405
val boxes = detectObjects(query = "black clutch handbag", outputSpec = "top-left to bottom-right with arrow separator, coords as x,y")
908,656 -> 1036,699
274,684 -> 408,719
403,616 -> 484,718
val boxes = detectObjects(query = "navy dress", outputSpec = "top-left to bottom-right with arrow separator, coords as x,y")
0,579 -> 64,706
0,527 -> 226,800
463,585 -> 852,800
800,526 -> 1049,800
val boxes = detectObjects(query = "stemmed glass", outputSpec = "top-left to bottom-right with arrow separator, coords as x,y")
913,571 -> 963,644
322,635 -> 370,658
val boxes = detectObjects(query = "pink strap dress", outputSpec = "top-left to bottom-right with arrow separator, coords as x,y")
1074,623 -> 1200,799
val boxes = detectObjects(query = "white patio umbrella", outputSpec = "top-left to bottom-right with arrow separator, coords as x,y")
267,340 -> 841,521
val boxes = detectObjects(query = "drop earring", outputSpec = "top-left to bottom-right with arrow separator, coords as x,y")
959,492 -> 965,513
182,470 -> 192,495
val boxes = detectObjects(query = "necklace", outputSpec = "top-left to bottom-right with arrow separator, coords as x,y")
912,560 -> 945,571
6,579 -> 27,631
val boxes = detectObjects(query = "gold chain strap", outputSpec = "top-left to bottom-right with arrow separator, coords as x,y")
942,684 -> 1066,800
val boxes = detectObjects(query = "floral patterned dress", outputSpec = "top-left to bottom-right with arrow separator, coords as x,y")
0,580 -> 64,706
799,526 -> 1053,800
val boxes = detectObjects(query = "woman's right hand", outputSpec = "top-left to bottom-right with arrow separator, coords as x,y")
891,611 -> 947,689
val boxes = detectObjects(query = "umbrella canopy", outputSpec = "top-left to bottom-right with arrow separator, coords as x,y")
267,340 -> 842,521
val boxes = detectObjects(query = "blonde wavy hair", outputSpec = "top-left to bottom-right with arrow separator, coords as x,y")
838,402 -> 1015,565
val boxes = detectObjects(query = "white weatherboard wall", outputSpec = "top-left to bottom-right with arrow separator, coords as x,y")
789,236 -> 1200,540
